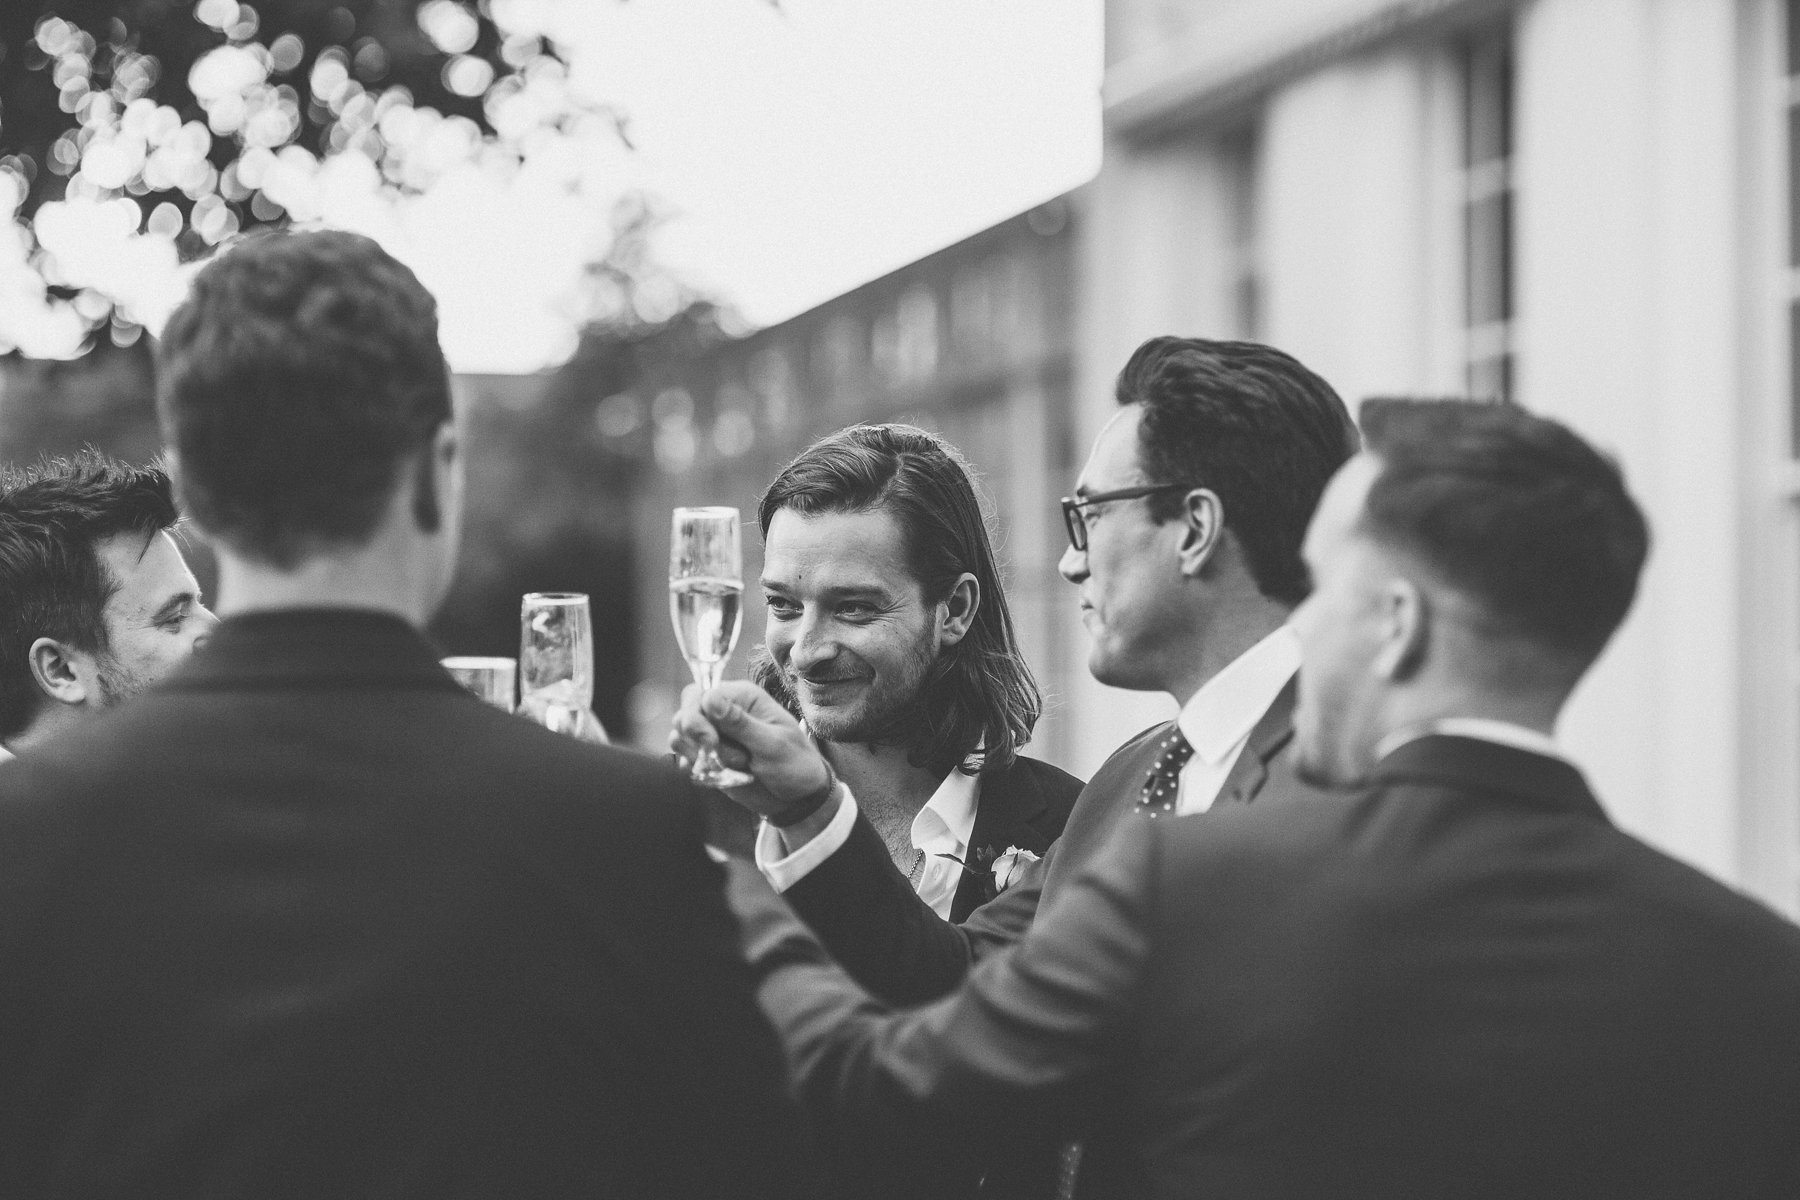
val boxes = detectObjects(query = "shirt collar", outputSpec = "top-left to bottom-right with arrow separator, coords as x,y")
801,727 -> 982,859
1376,717 -> 1567,764
911,765 -> 981,857
1177,625 -> 1302,764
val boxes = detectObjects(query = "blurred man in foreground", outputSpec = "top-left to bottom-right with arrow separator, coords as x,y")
734,423 -> 1080,924
0,452 -> 215,758
0,230 -> 823,1199
723,397 -> 1800,1199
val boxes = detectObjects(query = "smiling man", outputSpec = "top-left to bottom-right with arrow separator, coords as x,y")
741,423 -> 1081,927
0,451 -> 216,758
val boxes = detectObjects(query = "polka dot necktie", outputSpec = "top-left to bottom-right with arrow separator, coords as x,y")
1138,728 -> 1194,816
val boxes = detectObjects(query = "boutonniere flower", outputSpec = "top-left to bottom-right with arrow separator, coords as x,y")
991,845 -> 1040,893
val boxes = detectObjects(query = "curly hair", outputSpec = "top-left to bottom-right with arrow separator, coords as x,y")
753,423 -> 1041,777
155,229 -> 451,569
1116,337 -> 1359,607
0,451 -> 177,740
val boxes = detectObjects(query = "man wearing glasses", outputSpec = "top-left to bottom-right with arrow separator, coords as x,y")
676,335 -> 1357,1196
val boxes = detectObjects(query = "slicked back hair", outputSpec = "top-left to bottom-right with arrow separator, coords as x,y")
753,423 -> 1041,776
0,451 -> 177,740
1358,397 -> 1650,666
155,229 -> 451,569
1116,336 -> 1359,607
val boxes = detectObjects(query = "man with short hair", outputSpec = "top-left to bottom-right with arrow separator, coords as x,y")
743,423 -> 1081,926
0,452 -> 215,757
724,397 -> 1800,1199
0,230 -> 823,1199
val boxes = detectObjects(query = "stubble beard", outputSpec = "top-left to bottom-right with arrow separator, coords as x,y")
94,654 -> 154,709
783,634 -> 939,750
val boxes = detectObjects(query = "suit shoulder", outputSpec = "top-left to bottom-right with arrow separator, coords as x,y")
1086,721 -> 1177,781
1011,755 -> 1085,806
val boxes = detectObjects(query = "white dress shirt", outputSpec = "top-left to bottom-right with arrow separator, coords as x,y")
1170,624 -> 1302,815
756,757 -> 982,921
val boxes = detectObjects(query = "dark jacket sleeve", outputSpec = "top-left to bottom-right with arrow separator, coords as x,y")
743,815 -> 1159,1177
614,779 -> 836,1200
782,811 -> 1050,1005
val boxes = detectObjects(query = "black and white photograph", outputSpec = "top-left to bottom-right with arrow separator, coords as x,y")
0,1 -> 1797,1197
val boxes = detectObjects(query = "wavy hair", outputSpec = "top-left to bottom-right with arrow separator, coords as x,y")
753,423 -> 1041,776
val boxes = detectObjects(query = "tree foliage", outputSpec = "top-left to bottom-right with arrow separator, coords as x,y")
0,0 -> 612,348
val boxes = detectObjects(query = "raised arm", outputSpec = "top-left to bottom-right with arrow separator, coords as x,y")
733,815 -> 1159,1176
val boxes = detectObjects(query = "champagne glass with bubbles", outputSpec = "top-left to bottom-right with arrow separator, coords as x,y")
670,507 -> 753,788
520,592 -> 608,744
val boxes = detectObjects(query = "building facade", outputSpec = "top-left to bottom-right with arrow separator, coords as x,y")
1082,0 -> 1800,917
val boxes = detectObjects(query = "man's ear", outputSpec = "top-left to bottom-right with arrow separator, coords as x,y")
411,422 -> 458,534
27,637 -> 89,707
1374,578 -> 1428,681
937,573 -> 980,647
1176,488 -> 1225,578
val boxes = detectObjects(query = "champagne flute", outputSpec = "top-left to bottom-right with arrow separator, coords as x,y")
519,592 -> 609,744
670,507 -> 752,787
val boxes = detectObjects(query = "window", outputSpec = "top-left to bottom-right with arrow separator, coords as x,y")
1462,26 -> 1514,403
1219,126 -> 1261,341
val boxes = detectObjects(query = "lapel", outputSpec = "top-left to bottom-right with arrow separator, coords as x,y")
950,760 -> 1054,922
1211,676 -> 1297,808
161,608 -> 467,696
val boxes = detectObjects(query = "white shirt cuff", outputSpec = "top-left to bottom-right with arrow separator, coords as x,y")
754,786 -> 858,892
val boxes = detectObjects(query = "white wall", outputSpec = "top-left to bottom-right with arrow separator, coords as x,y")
1513,0 -> 1746,881
1259,45 -> 1465,403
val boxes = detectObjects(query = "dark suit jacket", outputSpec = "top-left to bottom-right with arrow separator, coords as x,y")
949,755 -> 1083,923
744,735 -> 1800,1199
0,610 -> 825,1200
785,680 -> 1306,1005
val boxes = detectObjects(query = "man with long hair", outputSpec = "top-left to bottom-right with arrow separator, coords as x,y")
741,423 -> 1080,925
0,450 -> 214,757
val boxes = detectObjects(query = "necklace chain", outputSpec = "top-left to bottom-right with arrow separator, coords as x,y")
905,846 -> 926,886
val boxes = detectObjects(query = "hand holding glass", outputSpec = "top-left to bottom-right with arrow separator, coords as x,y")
669,507 -> 752,788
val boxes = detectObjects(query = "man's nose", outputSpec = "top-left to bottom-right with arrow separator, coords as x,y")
788,613 -> 837,670
1058,543 -> 1088,584
190,605 -> 220,649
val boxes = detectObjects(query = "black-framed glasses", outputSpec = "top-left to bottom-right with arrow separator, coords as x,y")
1059,484 -> 1197,552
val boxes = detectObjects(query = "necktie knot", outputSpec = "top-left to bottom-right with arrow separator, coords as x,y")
1139,728 -> 1194,816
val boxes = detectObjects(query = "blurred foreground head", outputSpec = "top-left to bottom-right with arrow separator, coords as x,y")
0,451 -> 214,752
1292,398 -> 1650,787
155,230 -> 460,619
753,422 -> 1040,776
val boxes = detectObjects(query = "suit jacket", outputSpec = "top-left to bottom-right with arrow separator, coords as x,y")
0,609 -> 826,1200
745,734 -> 1800,1200
784,680 -> 1306,1006
949,755 -> 1083,923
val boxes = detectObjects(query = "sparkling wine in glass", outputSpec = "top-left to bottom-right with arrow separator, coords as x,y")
519,592 -> 608,744
670,507 -> 752,788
